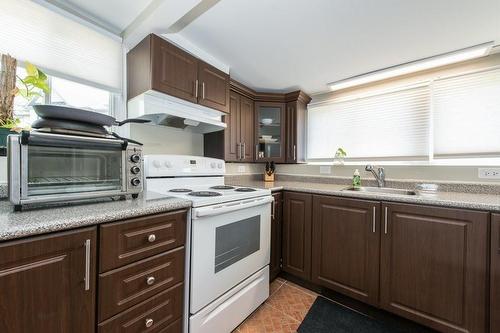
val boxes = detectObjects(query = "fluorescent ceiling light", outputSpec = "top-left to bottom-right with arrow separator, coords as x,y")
328,42 -> 494,91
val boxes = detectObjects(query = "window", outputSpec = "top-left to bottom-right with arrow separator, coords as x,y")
307,67 -> 500,164
14,67 -> 115,127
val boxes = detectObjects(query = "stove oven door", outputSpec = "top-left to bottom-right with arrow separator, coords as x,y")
190,195 -> 273,314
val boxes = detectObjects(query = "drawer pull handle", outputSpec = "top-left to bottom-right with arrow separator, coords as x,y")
148,234 -> 156,243
146,276 -> 155,285
145,318 -> 154,328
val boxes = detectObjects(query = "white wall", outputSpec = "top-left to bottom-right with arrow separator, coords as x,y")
225,162 -> 500,184
129,123 -> 204,155
0,157 -> 6,183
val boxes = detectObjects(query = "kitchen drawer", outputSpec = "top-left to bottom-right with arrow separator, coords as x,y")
99,247 -> 185,321
100,210 -> 187,272
98,283 -> 183,333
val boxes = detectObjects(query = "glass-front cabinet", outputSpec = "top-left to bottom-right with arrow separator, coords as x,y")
254,102 -> 286,162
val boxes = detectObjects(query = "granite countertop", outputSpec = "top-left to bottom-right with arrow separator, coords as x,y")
228,179 -> 500,212
0,194 -> 192,241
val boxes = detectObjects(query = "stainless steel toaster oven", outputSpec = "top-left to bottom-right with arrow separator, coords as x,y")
8,131 -> 143,210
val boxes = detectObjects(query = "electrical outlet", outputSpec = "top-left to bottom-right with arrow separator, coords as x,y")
237,166 -> 246,173
478,168 -> 500,179
319,166 -> 332,174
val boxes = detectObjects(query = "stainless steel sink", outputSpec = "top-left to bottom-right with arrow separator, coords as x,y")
342,186 -> 418,196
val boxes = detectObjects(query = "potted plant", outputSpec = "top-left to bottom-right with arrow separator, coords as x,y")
0,54 -> 50,152
333,147 -> 347,165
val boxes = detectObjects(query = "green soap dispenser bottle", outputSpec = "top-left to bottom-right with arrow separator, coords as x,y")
353,169 -> 361,188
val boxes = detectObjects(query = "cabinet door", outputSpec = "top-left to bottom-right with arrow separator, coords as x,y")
255,102 -> 286,163
198,61 -> 230,113
239,95 -> 254,162
380,203 -> 488,333
285,100 -> 307,163
285,101 -> 297,163
312,196 -> 380,306
282,191 -> 312,281
151,35 -> 198,104
224,92 -> 240,161
491,214 -> 500,333
270,192 -> 283,281
0,227 -> 97,333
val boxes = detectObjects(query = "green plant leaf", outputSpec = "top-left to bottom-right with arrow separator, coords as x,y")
25,62 -> 38,77
37,69 -> 47,81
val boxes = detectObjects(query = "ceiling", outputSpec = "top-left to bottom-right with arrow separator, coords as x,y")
45,0 -> 500,94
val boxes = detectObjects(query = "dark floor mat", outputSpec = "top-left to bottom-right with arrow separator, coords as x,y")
298,296 -> 427,333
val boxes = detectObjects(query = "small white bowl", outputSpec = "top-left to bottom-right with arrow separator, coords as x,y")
261,118 -> 273,125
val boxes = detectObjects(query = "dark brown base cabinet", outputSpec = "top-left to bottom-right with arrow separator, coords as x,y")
0,210 -> 187,333
0,227 -> 97,333
491,214 -> 500,333
282,192 -> 312,281
270,192 -> 283,281
311,195 -> 380,306
280,190 -> 490,333
380,203 -> 488,333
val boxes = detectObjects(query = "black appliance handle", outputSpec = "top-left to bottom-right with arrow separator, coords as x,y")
116,118 -> 151,126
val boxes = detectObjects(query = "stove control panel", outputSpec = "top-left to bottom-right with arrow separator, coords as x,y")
144,155 -> 225,177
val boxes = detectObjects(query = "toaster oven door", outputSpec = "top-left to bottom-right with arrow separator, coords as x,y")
20,135 -> 125,199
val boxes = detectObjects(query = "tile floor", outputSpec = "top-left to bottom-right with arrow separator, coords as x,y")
234,278 -> 318,333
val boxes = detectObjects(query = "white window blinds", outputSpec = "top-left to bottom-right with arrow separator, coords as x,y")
0,0 -> 122,92
307,85 -> 430,160
433,68 -> 500,158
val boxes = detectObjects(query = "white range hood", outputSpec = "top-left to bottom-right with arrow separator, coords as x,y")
127,90 -> 227,134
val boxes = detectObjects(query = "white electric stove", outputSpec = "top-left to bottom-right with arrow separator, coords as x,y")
145,155 -> 272,333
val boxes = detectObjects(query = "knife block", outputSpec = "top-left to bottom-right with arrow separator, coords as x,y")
264,173 -> 275,182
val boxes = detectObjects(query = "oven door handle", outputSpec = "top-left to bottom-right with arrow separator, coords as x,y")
193,196 -> 273,219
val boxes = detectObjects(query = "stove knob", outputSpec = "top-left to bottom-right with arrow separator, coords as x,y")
131,166 -> 141,174
210,162 -> 216,168
130,154 -> 141,163
217,162 -> 223,169
152,160 -> 161,168
164,161 -> 173,168
131,178 -> 141,186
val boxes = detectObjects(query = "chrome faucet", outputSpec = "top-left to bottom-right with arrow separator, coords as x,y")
365,165 -> 385,187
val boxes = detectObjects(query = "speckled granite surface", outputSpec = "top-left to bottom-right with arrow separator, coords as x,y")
0,183 -> 6,199
0,194 -> 191,241
227,178 -> 500,212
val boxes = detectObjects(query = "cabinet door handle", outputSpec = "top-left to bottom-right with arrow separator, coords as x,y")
236,143 -> 241,160
384,207 -> 388,234
195,80 -> 199,98
271,197 -> 275,219
146,276 -> 156,286
202,82 -> 205,99
145,318 -> 154,328
372,206 -> 376,233
148,234 -> 156,243
84,239 -> 91,291
242,143 -> 246,159
293,145 -> 297,161
255,144 -> 259,160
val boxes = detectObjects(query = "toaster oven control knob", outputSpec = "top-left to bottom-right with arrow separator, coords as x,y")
130,154 -> 141,163
131,166 -> 141,174
131,177 -> 141,187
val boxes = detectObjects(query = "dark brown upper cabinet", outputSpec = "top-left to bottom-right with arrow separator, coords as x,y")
380,202 -> 488,333
270,191 -> 283,281
255,101 -> 286,163
0,227 -> 97,333
312,195 -> 380,306
282,191 -> 312,281
198,61 -> 230,112
285,92 -> 311,163
127,34 -> 229,113
223,91 -> 254,162
491,214 -> 500,333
